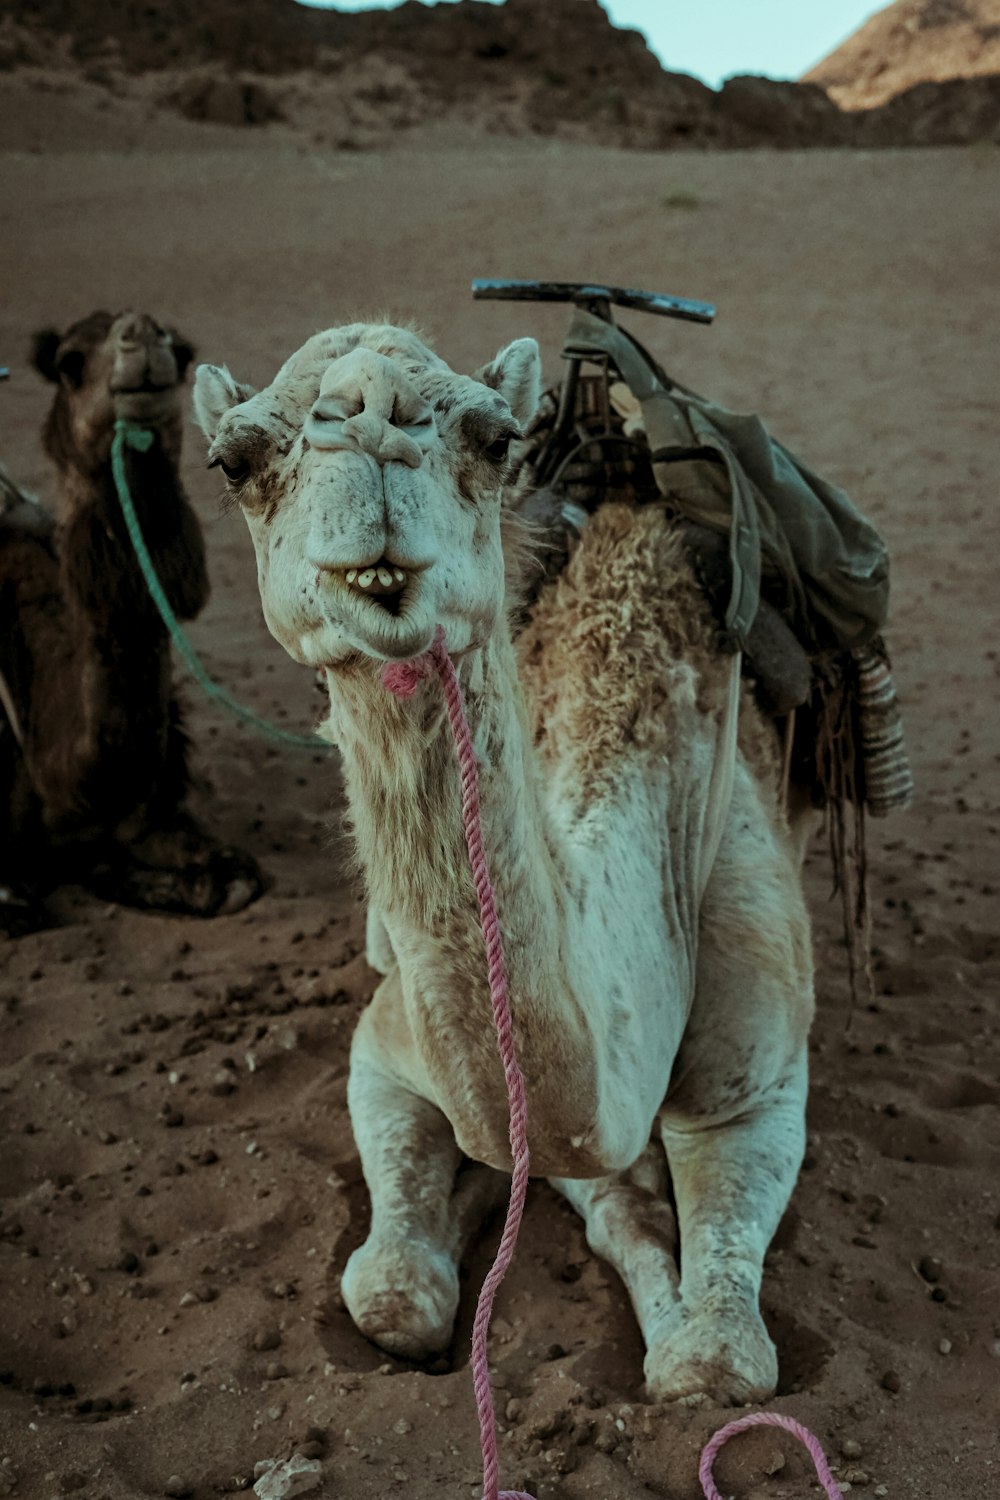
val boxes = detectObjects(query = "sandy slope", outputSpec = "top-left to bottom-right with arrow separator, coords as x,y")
0,94 -> 998,1500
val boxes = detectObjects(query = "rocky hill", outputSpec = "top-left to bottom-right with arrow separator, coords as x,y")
805,0 -> 1000,109
2,0 -> 998,147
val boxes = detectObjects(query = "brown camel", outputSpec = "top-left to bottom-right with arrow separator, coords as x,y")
0,309 -> 263,936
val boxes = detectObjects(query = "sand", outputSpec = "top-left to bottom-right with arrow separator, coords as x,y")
0,83 -> 998,1500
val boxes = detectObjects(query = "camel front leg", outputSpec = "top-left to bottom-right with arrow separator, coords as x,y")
649,1061 -> 808,1405
550,1143 -> 682,1353
343,972 -> 505,1359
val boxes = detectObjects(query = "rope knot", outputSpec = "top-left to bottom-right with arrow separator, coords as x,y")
381,654 -> 435,699
114,418 -> 155,454
380,626 -> 448,699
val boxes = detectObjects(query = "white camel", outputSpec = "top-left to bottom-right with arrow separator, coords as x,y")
194,323 -> 814,1404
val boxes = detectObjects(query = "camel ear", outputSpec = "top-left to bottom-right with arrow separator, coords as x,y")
32,329 -> 63,383
193,363 -> 255,439
476,338 -> 541,429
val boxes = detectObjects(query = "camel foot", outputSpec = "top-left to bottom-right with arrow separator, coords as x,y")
0,883 -> 48,939
341,1238 -> 459,1360
90,844 -> 264,918
643,1304 -> 778,1406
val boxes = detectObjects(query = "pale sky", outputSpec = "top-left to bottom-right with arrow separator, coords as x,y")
294,0 -> 888,89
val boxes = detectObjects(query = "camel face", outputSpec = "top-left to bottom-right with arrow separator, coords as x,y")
33,310 -> 194,479
194,324 -> 541,668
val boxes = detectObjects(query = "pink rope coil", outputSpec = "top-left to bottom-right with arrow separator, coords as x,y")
382,627 -> 841,1500
699,1411 -> 841,1500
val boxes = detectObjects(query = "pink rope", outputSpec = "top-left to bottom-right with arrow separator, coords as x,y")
382,627 -> 840,1500
699,1411 -> 841,1499
383,629 -> 533,1500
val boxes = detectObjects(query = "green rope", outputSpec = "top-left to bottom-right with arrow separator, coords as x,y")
111,420 -> 331,752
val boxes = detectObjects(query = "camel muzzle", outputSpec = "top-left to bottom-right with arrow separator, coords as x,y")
109,313 -> 180,396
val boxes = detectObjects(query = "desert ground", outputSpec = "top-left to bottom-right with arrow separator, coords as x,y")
0,76 -> 998,1500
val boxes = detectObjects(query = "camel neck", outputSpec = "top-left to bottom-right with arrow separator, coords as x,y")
333,629 -> 561,939
328,628 -> 609,1167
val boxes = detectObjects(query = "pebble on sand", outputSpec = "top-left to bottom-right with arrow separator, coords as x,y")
252,1454 -> 322,1499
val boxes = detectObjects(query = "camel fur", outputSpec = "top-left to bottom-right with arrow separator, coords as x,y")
194,322 -> 815,1404
0,310 -> 263,935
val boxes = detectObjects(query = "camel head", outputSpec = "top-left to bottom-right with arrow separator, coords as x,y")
193,323 -> 540,667
33,310 -> 195,477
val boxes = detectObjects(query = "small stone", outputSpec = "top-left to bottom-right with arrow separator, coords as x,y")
505,1398 -> 524,1423
253,1327 -> 282,1352
841,1438 -> 864,1459
264,1361 -> 288,1381
880,1369 -> 901,1392
267,1404 -> 285,1421
392,1417 -> 412,1436
271,1281 -> 295,1299
844,1469 -> 870,1485
178,1292 -> 199,1308
938,1338 -> 952,1355
918,1255 -> 942,1283
164,1478 -> 193,1499
252,1455 -> 322,1499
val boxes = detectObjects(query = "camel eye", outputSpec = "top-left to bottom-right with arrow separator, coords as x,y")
221,459 -> 251,485
57,350 -> 86,389
208,454 -> 251,486
484,434 -> 513,464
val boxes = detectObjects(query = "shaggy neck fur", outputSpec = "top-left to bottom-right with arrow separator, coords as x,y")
331,626 -> 597,1166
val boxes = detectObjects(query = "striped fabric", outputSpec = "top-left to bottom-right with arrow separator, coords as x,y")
853,644 -> 914,816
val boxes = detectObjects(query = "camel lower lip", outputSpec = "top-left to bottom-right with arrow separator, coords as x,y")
312,568 -> 435,665
113,390 -> 178,419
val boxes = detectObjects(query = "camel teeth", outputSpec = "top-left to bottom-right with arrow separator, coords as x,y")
357,569 -> 376,589
393,568 -> 406,583
345,568 -> 357,584
376,567 -> 393,588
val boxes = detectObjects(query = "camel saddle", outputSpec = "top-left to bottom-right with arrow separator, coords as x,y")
507,312 -> 912,818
